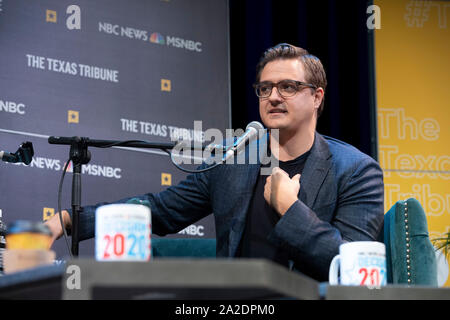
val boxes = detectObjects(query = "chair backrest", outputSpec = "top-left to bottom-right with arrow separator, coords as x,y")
379,198 -> 437,286
151,238 -> 216,258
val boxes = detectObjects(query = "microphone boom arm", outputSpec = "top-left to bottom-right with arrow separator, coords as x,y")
48,135 -> 176,257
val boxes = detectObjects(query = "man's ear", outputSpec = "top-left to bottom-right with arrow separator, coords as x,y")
314,87 -> 324,110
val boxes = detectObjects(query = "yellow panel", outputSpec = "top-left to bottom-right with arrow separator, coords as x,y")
375,0 -> 450,286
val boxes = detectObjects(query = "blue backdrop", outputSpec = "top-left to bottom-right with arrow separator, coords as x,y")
0,0 -> 230,259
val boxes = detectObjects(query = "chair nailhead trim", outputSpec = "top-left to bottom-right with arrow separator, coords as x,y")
404,201 -> 412,285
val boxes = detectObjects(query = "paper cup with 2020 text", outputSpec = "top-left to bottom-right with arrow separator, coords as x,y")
95,203 -> 151,261
328,241 -> 387,286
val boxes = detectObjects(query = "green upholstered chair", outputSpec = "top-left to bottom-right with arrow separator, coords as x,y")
151,238 -> 216,258
379,198 -> 438,286
125,199 -> 217,259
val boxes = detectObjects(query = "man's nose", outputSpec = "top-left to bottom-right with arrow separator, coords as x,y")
268,86 -> 283,104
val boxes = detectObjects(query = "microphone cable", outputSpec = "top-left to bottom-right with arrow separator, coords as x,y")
164,148 -> 222,174
57,159 -> 73,258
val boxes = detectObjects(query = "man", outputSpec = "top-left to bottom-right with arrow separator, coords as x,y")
46,44 -> 384,281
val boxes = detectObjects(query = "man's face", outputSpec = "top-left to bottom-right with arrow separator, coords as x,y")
258,58 -> 321,133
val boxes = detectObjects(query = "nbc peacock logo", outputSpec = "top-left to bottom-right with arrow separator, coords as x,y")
63,160 -> 73,173
149,32 -> 165,45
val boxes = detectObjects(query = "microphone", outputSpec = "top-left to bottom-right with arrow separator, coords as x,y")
0,141 -> 34,165
222,121 -> 264,162
48,136 -> 79,145
0,150 -> 17,163
203,143 -> 227,153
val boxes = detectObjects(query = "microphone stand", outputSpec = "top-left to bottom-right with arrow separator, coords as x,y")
68,137 -> 90,257
48,136 -> 175,257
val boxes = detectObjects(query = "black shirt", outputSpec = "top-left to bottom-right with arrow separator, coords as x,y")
237,150 -> 311,267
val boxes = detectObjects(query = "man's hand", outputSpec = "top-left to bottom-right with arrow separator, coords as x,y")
264,167 -> 301,216
45,210 -> 71,246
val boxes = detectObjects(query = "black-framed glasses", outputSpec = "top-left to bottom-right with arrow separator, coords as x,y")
253,79 -> 317,98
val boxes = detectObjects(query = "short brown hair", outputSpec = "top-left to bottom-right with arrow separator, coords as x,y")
255,43 -> 327,117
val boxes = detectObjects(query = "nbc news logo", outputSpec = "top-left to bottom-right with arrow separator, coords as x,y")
150,32 -> 165,45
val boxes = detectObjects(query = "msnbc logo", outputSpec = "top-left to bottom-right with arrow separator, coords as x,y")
150,32 -> 165,45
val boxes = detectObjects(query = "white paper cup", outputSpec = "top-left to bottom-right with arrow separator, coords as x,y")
95,204 -> 151,261
329,241 -> 387,286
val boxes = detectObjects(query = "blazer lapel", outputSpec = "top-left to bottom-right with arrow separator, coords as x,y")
299,132 -> 332,209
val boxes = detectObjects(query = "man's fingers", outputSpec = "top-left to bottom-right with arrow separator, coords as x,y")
264,176 -> 271,204
271,167 -> 289,178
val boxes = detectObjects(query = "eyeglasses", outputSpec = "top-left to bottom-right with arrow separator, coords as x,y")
253,79 -> 317,98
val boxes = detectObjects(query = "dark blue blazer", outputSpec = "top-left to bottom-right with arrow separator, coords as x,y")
77,132 -> 384,281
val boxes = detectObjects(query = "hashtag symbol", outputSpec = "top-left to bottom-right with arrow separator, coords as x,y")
404,0 -> 432,28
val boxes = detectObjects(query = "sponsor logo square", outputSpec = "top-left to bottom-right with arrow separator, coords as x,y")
46,9 -> 57,23
68,110 -> 79,123
43,207 -> 55,221
161,173 -> 172,186
161,79 -> 171,92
